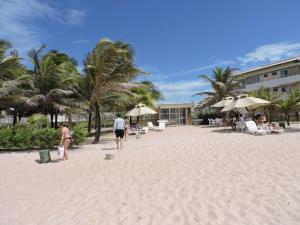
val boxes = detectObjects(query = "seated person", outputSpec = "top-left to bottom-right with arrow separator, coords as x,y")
130,123 -> 137,131
230,117 -> 237,131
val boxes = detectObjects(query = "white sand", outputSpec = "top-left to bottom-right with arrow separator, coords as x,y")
0,125 -> 300,225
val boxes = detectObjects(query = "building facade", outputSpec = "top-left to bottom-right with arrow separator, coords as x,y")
232,56 -> 300,96
157,103 -> 194,125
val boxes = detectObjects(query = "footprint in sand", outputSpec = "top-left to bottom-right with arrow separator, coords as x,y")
208,211 -> 218,220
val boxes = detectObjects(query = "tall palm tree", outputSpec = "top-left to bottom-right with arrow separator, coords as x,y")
28,46 -> 84,127
279,89 -> 300,126
194,66 -> 240,107
0,40 -> 33,124
84,38 -> 145,143
0,40 -> 25,80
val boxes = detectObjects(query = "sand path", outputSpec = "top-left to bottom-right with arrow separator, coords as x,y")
0,126 -> 300,225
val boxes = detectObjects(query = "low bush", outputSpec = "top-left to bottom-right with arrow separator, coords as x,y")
71,125 -> 87,145
0,123 -> 87,150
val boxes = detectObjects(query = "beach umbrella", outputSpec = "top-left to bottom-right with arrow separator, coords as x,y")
221,94 -> 270,112
125,103 -> 157,138
212,97 -> 234,108
125,103 -> 157,117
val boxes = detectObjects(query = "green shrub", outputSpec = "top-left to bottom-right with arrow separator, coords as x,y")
0,123 -> 86,150
27,114 -> 48,128
71,125 -> 87,145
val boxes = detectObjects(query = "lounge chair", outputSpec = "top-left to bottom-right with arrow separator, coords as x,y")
266,124 -> 285,134
147,122 -> 164,131
236,121 -> 246,131
128,126 -> 138,135
140,127 -> 149,134
245,121 -> 269,135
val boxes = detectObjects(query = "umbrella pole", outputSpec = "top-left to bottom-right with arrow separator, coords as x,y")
136,117 -> 140,139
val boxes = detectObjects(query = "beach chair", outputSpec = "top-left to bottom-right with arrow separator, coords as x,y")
265,124 -> 285,134
147,122 -> 164,131
140,127 -> 149,134
215,118 -> 223,127
236,121 -> 246,131
245,121 -> 269,135
128,126 -> 138,135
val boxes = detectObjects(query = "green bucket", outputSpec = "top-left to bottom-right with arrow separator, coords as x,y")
39,149 -> 51,163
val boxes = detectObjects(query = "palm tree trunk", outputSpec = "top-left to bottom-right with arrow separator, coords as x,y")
50,113 -> 54,128
13,108 -> 18,126
287,114 -> 290,126
88,111 -> 92,133
18,113 -> 23,122
54,113 -> 58,128
93,102 -> 101,144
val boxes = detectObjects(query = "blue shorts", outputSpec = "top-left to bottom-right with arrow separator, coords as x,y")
115,129 -> 124,138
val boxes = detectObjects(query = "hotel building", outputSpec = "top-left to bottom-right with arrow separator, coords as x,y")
232,56 -> 300,95
157,103 -> 194,125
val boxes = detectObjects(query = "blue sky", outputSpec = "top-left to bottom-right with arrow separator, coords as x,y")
1,0 -> 300,103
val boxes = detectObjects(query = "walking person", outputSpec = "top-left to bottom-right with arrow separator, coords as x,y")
59,122 -> 72,160
114,113 -> 125,150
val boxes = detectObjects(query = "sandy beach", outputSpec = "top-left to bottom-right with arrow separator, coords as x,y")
0,125 -> 300,225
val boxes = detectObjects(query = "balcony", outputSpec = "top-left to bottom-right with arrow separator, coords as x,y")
241,73 -> 300,91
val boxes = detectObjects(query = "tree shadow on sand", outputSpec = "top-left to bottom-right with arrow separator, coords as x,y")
210,129 -> 243,134
35,159 -> 63,164
284,127 -> 300,133
101,147 -> 115,151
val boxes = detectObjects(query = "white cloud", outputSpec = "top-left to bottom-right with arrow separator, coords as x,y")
237,41 -> 300,66
155,80 -> 210,103
0,0 -> 86,55
65,9 -> 86,25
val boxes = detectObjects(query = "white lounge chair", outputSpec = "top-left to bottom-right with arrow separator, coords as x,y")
245,121 -> 269,135
236,121 -> 246,131
140,127 -> 149,134
147,122 -> 164,131
128,126 -> 138,135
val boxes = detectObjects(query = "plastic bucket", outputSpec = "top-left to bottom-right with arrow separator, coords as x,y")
39,149 -> 51,163
105,152 -> 114,160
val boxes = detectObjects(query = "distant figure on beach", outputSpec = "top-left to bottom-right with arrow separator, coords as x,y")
124,117 -> 130,141
60,122 -> 72,160
114,113 -> 125,150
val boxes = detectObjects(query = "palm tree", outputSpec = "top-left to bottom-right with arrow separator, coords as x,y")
124,80 -> 163,109
194,66 -> 240,107
84,38 -> 145,143
0,75 -> 38,124
28,46 -> 84,127
0,40 -> 25,80
279,89 -> 300,126
249,86 -> 280,122
0,40 -> 34,124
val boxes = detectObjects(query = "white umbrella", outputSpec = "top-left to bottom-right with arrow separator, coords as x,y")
212,97 -> 234,108
222,94 -> 271,112
125,103 -> 157,117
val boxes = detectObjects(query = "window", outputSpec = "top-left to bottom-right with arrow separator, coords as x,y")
272,72 -> 277,76
280,69 -> 288,78
264,73 -> 268,78
273,87 -> 278,92
281,87 -> 286,92
160,109 -> 169,120
246,75 -> 261,84
238,79 -> 246,88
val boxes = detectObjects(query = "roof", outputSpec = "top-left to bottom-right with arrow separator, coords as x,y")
158,103 -> 194,109
232,56 -> 300,76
